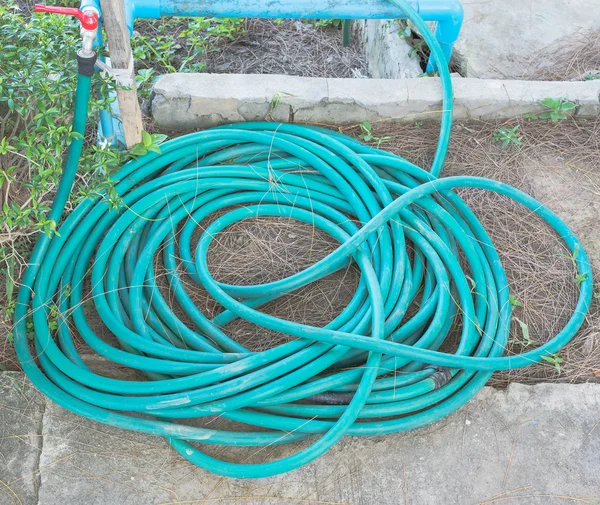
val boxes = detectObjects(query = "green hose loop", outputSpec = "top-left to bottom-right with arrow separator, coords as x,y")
14,0 -> 592,479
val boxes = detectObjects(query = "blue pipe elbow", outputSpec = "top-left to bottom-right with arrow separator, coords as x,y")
419,0 -> 463,72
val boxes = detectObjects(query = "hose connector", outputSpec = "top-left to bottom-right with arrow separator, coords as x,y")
33,4 -> 99,58
76,50 -> 97,77
430,367 -> 453,389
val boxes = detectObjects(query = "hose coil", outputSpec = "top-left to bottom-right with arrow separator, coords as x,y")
14,0 -> 592,479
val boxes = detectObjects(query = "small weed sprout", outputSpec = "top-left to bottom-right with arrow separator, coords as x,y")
129,131 -> 168,157
492,125 -> 522,148
541,352 -> 564,373
267,91 -> 294,120
135,68 -> 156,99
509,294 -> 523,310
513,317 -> 536,347
358,121 -> 391,146
538,98 -> 577,122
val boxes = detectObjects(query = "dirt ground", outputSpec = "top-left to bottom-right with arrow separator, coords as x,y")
206,19 -> 368,78
2,117 -> 599,387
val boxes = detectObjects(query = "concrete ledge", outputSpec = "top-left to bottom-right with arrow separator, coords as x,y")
152,73 -> 600,130
2,370 -> 600,504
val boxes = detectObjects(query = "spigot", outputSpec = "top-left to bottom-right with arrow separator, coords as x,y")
33,4 -> 99,57
33,4 -> 99,30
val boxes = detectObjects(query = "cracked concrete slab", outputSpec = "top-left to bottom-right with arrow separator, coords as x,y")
1,372 -> 598,505
0,372 -> 45,505
152,73 -> 600,130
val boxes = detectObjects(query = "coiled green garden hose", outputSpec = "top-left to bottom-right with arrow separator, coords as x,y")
14,0 -> 592,479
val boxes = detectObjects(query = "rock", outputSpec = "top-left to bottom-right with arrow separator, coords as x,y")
454,0 -> 600,78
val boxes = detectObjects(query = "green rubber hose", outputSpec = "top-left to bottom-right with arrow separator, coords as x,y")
14,0 -> 592,479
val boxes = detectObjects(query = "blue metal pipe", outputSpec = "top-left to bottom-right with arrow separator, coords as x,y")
82,0 -> 463,146
153,0 -> 420,19
147,0 -> 463,71
419,0 -> 463,71
88,0 -> 462,63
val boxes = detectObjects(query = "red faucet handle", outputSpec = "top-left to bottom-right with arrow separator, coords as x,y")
33,4 -> 98,30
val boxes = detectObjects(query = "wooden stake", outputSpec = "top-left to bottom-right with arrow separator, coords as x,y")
99,0 -> 143,148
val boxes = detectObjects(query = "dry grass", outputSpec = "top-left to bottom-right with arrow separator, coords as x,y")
525,30 -> 600,81
2,118 -> 599,388
153,216 -> 359,352
206,19 -> 368,78
352,117 -> 600,385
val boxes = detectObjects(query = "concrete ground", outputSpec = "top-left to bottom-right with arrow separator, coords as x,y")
1,372 -> 599,505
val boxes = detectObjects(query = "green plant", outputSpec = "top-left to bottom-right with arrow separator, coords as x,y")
492,125 -> 522,148
311,19 -> 342,29
408,39 -> 426,58
541,352 -> 564,373
513,317 -> 535,347
358,121 -> 391,146
509,294 -> 523,310
129,131 -> 168,157
135,68 -> 156,100
538,98 -> 577,122
397,22 -> 412,38
266,91 -> 294,120
0,0 -> 127,323
131,16 -> 245,74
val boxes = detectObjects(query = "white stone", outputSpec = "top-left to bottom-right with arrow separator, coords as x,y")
454,0 -> 600,78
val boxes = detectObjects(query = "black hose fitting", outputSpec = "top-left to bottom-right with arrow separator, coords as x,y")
309,392 -> 354,405
430,367 -> 453,389
76,49 -> 97,77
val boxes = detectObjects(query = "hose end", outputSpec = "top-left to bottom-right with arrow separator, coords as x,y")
76,49 -> 97,77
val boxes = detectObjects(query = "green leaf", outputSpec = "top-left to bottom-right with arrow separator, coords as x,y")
509,294 -> 523,309
540,353 -> 563,373
151,133 -> 168,145
539,97 -> 559,109
514,317 -> 534,346
560,101 -> 577,111
129,143 -> 148,157
142,130 -> 152,148
5,256 -> 14,301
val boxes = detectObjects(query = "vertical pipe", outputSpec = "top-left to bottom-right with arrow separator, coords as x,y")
342,19 -> 352,46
